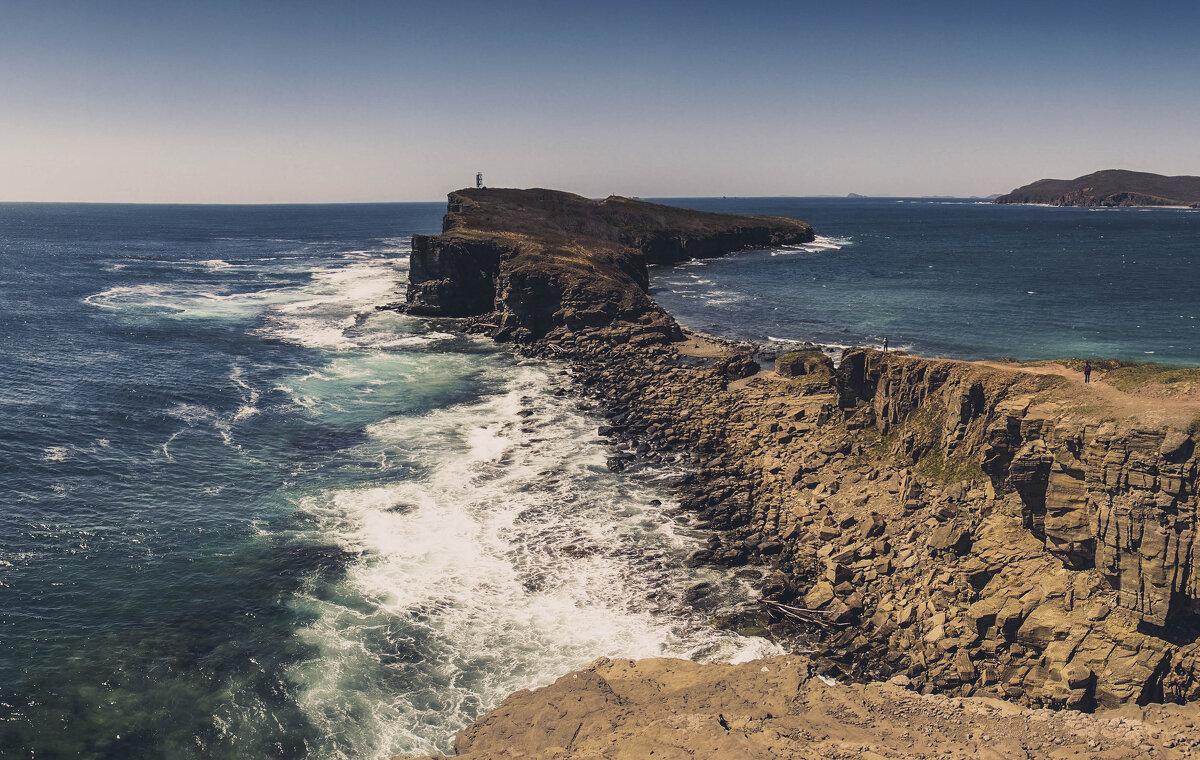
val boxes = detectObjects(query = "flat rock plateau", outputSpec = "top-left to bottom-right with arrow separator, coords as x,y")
394,188 -> 1200,758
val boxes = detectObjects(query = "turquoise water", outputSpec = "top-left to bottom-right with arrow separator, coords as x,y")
651,198 -> 1200,364
0,204 -> 772,758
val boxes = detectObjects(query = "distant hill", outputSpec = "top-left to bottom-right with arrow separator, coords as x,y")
995,169 -> 1200,207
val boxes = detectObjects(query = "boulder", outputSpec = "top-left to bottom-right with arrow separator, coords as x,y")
775,350 -> 835,379
804,582 -> 836,610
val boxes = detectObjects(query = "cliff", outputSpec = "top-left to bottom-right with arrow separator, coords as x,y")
520,333 -> 1200,711
404,188 -> 814,341
996,169 -> 1200,207
394,189 -> 1200,756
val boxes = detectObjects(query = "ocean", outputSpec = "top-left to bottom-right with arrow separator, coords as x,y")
651,198 -> 1200,364
1,198 -> 1196,758
0,203 -> 773,759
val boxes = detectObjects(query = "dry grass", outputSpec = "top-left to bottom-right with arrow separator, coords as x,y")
1102,364 -> 1200,392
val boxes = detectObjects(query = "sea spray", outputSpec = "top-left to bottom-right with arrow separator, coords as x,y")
286,359 -> 778,757
0,203 -> 777,758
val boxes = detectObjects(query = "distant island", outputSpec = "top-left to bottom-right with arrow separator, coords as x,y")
995,169 -> 1200,207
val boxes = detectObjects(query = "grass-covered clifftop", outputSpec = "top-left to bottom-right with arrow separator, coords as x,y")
405,188 -> 814,341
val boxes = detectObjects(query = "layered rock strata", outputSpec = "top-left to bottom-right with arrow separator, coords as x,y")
399,189 -> 1200,736
518,335 -> 1200,711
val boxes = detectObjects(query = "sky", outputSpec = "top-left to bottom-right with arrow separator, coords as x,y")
2,0 -> 1199,202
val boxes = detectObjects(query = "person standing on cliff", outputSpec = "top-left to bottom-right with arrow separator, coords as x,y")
883,337 -> 889,353
1083,361 -> 1092,384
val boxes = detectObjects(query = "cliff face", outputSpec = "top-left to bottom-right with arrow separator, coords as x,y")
829,353 -> 1200,706
514,328 -> 1200,709
996,169 -> 1200,207
404,188 -> 814,341
836,354 -> 1200,629
405,234 -> 510,316
397,189 -> 1200,721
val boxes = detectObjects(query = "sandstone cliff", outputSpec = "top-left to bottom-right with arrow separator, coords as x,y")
394,190 -> 1200,756
996,169 -> 1200,207
522,332 -> 1200,712
405,188 -> 814,341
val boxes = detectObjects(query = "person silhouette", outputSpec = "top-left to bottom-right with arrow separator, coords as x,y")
883,337 -> 889,353
1083,361 -> 1092,384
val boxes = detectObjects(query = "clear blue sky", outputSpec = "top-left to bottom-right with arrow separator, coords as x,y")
2,0 -> 1198,202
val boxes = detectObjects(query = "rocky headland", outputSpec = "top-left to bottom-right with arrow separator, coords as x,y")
397,188 -> 1200,757
405,187 -> 813,342
995,169 -> 1200,208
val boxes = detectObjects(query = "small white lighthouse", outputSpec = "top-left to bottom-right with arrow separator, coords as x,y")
476,172 -> 484,189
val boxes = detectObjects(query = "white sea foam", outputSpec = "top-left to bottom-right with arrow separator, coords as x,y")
84,282 -> 296,320
162,363 -> 271,451
160,430 -> 182,461
228,364 -> 261,420
702,289 -> 747,306
41,446 -> 70,462
41,439 -> 117,462
256,259 -> 411,350
165,402 -> 239,448
88,235 -> 769,756
288,361 -> 779,758
356,331 -> 457,350
85,240 -> 435,355
770,235 -> 854,256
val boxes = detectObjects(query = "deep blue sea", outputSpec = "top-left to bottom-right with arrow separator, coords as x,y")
2,198 -> 1197,758
652,198 -> 1200,364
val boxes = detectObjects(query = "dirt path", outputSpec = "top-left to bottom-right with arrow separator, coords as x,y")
975,361 -> 1200,429
672,330 -> 1200,431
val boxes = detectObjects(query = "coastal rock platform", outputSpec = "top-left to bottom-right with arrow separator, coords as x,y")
399,656 -> 1198,760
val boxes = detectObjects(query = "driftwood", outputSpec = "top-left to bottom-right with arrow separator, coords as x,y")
756,599 -> 847,630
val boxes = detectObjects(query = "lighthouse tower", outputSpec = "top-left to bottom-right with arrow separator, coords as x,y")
476,172 -> 484,189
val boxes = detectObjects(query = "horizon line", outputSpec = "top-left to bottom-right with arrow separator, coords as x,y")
0,193 -> 1000,206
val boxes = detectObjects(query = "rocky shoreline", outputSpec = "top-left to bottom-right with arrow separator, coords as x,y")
508,326 -> 1200,709
394,188 -> 1200,757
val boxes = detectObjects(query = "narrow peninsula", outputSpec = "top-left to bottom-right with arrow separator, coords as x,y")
406,188 -> 814,341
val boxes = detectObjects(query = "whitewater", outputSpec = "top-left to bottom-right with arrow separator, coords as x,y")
0,203 -> 774,759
